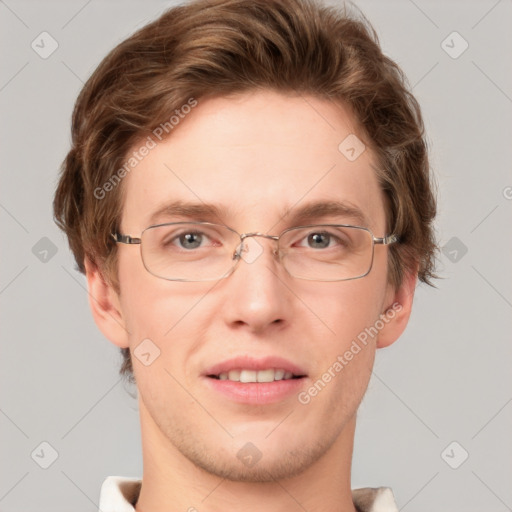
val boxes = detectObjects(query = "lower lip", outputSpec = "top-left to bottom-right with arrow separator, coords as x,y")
203,376 -> 306,405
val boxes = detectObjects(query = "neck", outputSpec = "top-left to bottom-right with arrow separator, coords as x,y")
135,397 -> 358,512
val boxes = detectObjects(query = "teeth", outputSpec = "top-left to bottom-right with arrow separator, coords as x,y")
240,370 -> 257,383
216,369 -> 297,383
228,370 -> 241,381
274,369 -> 285,380
257,369 -> 274,383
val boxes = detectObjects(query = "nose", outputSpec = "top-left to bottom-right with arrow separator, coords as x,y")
221,236 -> 293,334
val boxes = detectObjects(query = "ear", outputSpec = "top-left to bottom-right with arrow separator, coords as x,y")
84,257 -> 129,349
376,264 -> 418,349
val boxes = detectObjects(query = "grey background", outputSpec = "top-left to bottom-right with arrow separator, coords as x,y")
1,0 -> 511,510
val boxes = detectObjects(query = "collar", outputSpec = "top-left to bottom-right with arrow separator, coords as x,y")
98,476 -> 399,512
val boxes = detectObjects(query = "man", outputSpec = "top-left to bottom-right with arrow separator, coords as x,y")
53,0 -> 438,510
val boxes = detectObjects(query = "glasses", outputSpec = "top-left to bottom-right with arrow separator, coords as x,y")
111,222 -> 399,282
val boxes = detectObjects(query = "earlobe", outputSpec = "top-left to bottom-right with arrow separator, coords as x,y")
84,258 -> 130,349
376,267 -> 418,349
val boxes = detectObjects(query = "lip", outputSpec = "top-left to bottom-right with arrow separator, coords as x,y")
203,356 -> 307,377
204,377 -> 306,405
202,356 -> 308,405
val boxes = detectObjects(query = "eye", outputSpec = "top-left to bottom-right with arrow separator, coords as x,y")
160,230 -> 212,250
177,232 -> 204,249
290,227 -> 352,251
306,232 -> 332,249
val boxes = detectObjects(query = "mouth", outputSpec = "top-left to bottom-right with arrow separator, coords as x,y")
207,368 -> 305,382
203,356 -> 308,405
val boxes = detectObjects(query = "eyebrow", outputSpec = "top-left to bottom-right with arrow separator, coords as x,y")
285,200 -> 369,227
147,201 -> 226,226
146,199 -> 369,229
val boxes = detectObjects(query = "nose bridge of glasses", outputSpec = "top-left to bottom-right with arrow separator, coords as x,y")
234,232 -> 280,261
239,232 -> 279,241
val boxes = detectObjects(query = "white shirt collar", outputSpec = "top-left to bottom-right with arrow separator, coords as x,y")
98,476 -> 399,512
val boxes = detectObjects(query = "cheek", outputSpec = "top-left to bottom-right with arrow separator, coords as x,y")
300,289 -> 379,423
296,276 -> 384,396
117,248 -> 204,337
116,250 -> 220,391
117,252 -> 162,336
297,273 -> 384,344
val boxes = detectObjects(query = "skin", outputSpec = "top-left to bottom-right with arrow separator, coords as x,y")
86,90 -> 417,512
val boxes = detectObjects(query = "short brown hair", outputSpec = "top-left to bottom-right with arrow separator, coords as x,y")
53,0 -> 438,382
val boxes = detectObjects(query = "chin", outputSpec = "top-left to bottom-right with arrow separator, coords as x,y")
188,443 -> 330,483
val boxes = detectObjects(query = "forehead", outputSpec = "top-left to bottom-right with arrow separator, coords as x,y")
120,90 -> 387,234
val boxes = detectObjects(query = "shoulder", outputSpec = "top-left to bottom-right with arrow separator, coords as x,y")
98,477 -> 398,512
98,476 -> 142,512
352,487 -> 399,512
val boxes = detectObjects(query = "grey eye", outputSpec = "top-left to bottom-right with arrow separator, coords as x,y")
178,232 -> 203,249
307,232 -> 331,249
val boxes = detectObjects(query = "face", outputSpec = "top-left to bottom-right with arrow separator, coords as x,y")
109,90 -> 400,481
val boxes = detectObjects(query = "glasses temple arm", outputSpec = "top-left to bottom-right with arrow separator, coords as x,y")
111,233 -> 142,244
373,234 -> 399,245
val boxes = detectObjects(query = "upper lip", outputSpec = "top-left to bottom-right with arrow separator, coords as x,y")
204,356 -> 307,377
